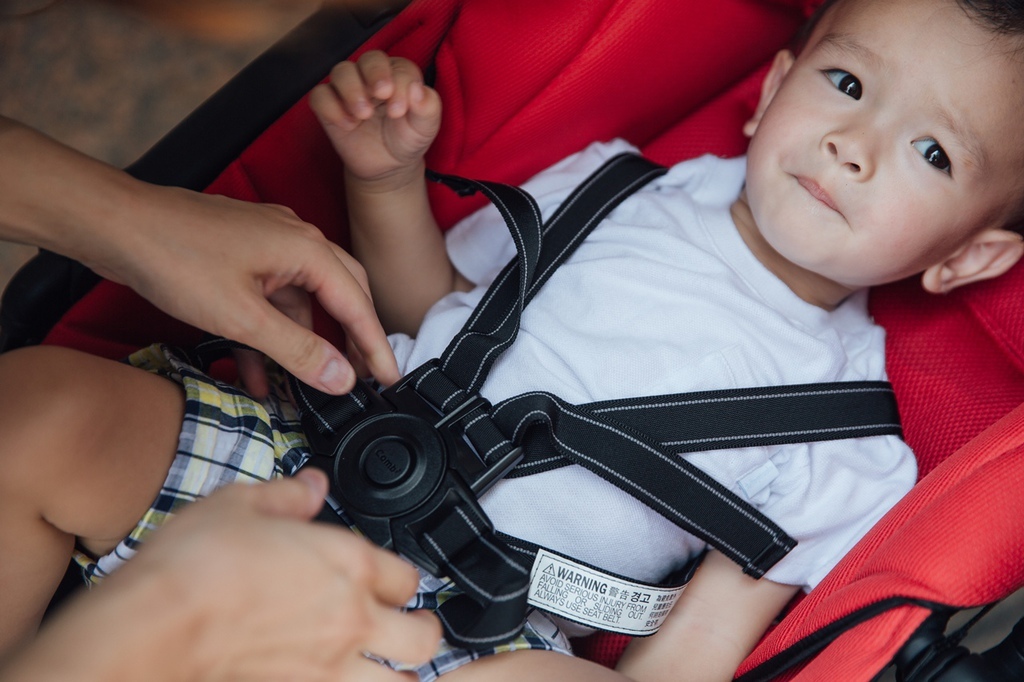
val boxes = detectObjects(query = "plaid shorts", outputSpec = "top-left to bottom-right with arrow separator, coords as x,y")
72,343 -> 571,678
72,343 -> 308,582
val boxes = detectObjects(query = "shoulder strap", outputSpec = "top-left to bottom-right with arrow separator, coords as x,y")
502,381 -> 903,477
426,153 -> 668,393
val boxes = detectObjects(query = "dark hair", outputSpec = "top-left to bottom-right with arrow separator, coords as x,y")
955,1 -> 1024,233
791,0 -> 842,51
957,0 -> 1024,36
795,0 -> 1024,49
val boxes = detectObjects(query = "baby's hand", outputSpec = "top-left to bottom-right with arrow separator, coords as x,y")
310,51 -> 441,184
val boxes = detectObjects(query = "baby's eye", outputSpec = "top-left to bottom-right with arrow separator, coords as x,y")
911,138 -> 952,175
824,69 -> 862,100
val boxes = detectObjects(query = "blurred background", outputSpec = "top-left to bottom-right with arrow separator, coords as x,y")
0,0 -> 319,288
2,0 -> 1023,677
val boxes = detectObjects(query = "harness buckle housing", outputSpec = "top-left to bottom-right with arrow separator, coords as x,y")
307,371 -> 521,576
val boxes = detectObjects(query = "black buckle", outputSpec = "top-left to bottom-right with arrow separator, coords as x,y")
304,369 -> 522,576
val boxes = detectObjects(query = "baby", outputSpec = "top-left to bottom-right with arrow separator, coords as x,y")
3,0 -> 1024,680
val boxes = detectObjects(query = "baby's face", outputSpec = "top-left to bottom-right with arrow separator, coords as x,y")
743,0 -> 1024,292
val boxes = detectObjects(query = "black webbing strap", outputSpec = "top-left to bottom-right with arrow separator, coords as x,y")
504,381 -> 903,475
486,390 -> 797,573
415,500 -> 533,648
427,153 -> 669,394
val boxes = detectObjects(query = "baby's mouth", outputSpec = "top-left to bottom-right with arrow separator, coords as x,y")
796,176 -> 840,214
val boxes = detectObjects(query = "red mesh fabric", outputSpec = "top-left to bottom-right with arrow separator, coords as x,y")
739,404 -> 1024,680
872,276 -> 1024,477
39,0 -> 1024,678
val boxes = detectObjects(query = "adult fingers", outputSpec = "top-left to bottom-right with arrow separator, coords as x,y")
363,608 -> 442,666
316,247 -> 401,386
345,334 -> 372,381
366,548 -> 422,607
233,348 -> 270,399
328,242 -> 373,298
296,520 -> 421,606
232,297 -> 359,394
234,286 -> 313,397
344,656 -> 420,682
247,468 -> 329,521
266,285 -> 314,330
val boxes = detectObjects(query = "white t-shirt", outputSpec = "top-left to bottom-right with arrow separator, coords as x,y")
388,139 -> 917,593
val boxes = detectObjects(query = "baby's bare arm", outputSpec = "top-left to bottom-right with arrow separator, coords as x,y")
616,551 -> 799,681
311,52 -> 470,336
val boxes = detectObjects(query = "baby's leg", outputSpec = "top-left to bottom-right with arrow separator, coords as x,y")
443,650 -> 633,682
0,346 -> 183,657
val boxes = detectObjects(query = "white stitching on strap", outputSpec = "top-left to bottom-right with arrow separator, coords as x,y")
592,385 -> 894,413
422,533 -> 530,602
665,423 -> 903,447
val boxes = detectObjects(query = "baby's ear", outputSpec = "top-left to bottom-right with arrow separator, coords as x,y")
743,50 -> 795,138
921,228 -> 1024,294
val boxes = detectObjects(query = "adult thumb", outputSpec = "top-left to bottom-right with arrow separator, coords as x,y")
252,469 -> 329,521
239,300 -> 357,395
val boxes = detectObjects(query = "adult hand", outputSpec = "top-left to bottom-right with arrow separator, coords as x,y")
101,182 -> 401,397
0,469 -> 441,681
0,117 -> 400,396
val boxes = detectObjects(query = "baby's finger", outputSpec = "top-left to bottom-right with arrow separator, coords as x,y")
327,60 -> 376,121
356,50 -> 398,102
382,58 -> 426,119
404,81 -> 442,140
310,82 -> 360,132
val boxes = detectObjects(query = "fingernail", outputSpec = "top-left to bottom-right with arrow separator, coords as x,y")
319,358 -> 353,394
410,82 -> 424,103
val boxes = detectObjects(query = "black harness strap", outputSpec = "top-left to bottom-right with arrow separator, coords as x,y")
508,381 -> 902,472
426,154 -> 667,394
289,153 -> 903,648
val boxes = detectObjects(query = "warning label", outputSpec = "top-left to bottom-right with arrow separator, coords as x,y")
526,549 -> 684,636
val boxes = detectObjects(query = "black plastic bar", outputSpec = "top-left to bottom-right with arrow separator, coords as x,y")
0,1 -> 408,353
126,1 -> 408,190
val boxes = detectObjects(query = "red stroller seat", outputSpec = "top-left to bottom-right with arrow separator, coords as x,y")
15,0 -> 1024,678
